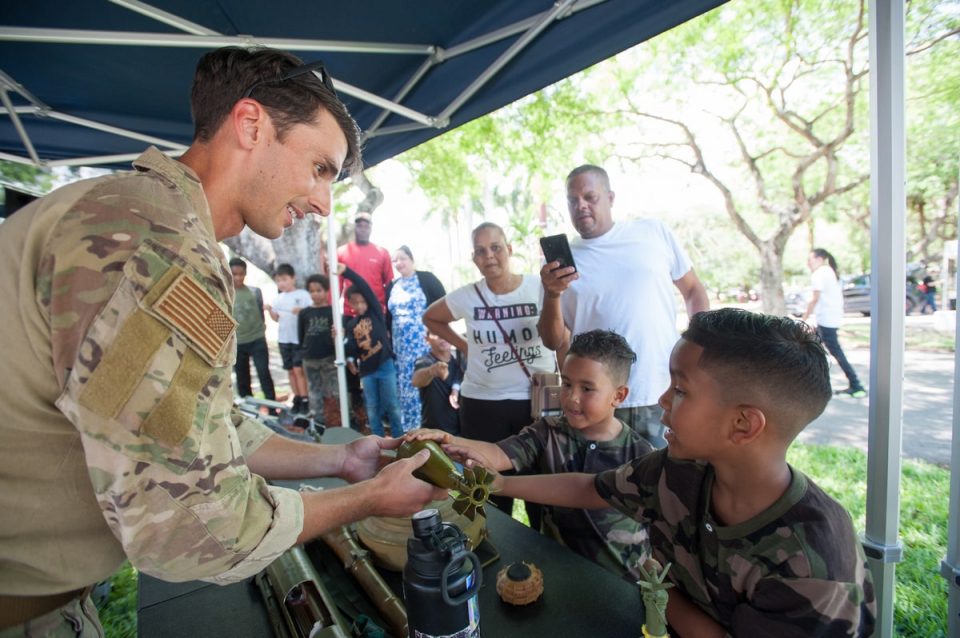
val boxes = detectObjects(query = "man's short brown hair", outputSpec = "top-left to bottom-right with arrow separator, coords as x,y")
190,47 -> 362,176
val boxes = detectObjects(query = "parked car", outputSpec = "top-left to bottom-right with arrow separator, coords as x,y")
841,272 -> 925,316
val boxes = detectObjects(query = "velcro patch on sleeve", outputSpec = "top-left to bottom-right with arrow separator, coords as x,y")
151,271 -> 236,363
79,309 -> 170,419
141,347 -> 210,446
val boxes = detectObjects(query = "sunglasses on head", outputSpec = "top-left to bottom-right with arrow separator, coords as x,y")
241,60 -> 338,100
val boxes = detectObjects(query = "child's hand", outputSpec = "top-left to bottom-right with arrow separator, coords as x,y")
403,428 -> 451,445
446,447 -> 503,492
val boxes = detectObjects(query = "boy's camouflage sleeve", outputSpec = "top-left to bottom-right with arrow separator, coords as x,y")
495,418 -> 550,472
44,186 -> 303,584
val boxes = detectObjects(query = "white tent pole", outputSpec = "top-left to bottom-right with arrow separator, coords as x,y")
325,213 -> 351,431
944,177 -> 960,637
864,1 -> 906,636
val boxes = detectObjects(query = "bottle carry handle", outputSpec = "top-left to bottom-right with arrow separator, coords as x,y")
440,550 -> 483,606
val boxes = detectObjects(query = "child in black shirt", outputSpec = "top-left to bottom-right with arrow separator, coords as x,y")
339,264 -> 403,437
298,274 -> 342,426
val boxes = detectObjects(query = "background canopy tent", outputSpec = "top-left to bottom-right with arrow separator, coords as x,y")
0,0 -> 725,170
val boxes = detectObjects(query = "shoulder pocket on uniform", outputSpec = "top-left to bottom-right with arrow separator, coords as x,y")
57,240 -> 236,472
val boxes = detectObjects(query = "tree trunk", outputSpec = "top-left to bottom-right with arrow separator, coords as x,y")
759,242 -> 786,315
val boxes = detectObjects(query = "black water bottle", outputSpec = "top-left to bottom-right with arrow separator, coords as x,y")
403,509 -> 482,637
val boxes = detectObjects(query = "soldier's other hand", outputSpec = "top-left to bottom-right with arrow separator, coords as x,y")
402,428 -> 451,445
340,435 -> 399,482
539,261 -> 578,298
368,449 -> 447,517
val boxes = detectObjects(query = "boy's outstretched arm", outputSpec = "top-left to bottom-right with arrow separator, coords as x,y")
404,429 -> 513,473
497,473 -> 609,510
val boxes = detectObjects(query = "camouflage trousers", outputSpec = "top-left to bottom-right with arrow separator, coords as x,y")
0,596 -> 103,638
614,404 -> 666,449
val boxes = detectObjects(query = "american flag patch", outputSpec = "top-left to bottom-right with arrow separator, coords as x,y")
152,272 -> 236,362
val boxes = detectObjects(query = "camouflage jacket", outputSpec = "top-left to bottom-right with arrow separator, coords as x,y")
595,449 -> 877,636
0,148 -> 302,595
497,416 -> 653,580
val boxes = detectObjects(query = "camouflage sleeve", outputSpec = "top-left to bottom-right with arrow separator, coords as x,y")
230,408 -> 278,457
729,574 -> 875,637
496,418 -> 550,472
48,223 -> 303,584
594,449 -> 666,519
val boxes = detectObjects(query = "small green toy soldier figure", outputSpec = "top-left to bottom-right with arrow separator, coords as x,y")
638,559 -> 673,638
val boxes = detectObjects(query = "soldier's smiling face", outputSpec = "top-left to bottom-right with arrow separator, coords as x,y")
246,107 -> 347,239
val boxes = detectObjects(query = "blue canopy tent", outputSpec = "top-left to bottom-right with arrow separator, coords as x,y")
0,0 -> 725,169
0,2 -> 956,636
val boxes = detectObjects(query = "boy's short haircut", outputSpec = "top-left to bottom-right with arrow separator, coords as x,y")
344,285 -> 363,300
682,308 -> 832,438
190,47 -> 361,176
228,257 -> 246,270
566,329 -> 636,386
305,274 -> 329,291
274,263 -> 295,279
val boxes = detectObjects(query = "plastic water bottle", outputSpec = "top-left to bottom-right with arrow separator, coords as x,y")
402,509 -> 482,637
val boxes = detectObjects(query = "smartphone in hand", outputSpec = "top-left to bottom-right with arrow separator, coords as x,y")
539,233 -> 577,275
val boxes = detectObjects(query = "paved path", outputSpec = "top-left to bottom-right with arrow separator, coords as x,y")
799,314 -> 955,467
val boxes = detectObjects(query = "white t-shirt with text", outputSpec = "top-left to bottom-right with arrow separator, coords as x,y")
444,275 -> 553,401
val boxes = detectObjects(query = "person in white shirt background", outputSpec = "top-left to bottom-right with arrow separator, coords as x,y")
802,247 -> 867,398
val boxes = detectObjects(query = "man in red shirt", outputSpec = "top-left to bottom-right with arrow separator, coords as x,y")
337,211 -> 394,316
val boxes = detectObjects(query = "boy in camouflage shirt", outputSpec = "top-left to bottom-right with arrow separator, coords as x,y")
472,309 -> 876,636
407,330 -> 654,580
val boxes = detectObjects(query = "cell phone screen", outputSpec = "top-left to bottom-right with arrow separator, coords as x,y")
539,234 -> 577,273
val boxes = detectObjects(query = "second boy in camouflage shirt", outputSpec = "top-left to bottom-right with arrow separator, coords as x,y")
408,330 -> 653,580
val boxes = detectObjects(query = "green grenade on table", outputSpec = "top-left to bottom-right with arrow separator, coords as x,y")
396,439 -> 494,521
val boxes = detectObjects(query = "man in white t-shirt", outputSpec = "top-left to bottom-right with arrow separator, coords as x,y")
539,165 -> 709,447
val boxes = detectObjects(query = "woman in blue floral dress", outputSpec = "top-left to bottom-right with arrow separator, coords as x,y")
386,246 -> 446,433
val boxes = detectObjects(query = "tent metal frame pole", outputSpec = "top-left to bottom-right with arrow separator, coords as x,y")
366,55 -> 438,135
438,0 -> 577,123
945,185 -> 960,637
0,90 -> 40,165
334,79 -> 439,128
108,0 -> 219,36
865,1 -> 906,636
364,122 -> 431,139
0,27 -> 433,55
325,214 -> 351,431
443,0 -> 608,59
0,150 -> 38,165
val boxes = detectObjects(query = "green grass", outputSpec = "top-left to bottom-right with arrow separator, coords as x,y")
787,443 -> 950,637
841,321 -> 955,353
97,561 -> 137,638
98,443 -> 951,636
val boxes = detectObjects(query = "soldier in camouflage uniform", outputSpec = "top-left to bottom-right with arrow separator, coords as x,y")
488,309 -> 876,635
0,47 -> 444,635
408,330 -> 654,581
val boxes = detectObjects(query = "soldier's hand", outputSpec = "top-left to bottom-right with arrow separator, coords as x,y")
368,449 -> 447,517
540,261 -> 578,299
340,435 -> 400,482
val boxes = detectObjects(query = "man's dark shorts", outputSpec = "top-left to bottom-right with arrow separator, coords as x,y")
279,343 -> 303,370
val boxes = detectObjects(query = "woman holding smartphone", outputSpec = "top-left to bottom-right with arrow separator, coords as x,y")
423,222 -> 554,523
